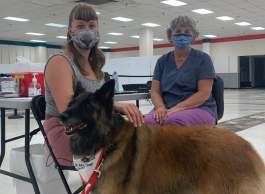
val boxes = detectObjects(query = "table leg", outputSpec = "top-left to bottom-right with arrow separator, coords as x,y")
0,108 -> 5,166
136,99 -> 139,108
8,109 -> 24,119
24,109 -> 40,194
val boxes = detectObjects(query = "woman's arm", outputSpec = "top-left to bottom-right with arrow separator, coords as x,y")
113,102 -> 144,127
45,56 -> 74,113
151,80 -> 167,124
167,79 -> 213,115
151,80 -> 166,109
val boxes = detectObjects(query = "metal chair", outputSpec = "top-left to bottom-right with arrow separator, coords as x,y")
30,95 -> 83,194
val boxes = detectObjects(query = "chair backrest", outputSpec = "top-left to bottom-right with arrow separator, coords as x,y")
212,75 -> 224,120
30,95 -> 82,194
30,95 -> 75,168
146,81 -> 152,90
31,95 -> 46,122
104,72 -> 111,82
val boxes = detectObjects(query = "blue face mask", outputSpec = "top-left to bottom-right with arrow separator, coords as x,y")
171,34 -> 193,49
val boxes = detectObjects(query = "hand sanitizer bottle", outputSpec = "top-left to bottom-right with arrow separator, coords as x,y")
28,73 -> 41,96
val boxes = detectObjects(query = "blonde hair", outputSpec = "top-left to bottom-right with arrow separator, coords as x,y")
67,3 -> 105,79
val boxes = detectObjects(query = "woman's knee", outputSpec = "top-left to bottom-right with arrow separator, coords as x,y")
163,115 -> 186,125
164,108 -> 215,126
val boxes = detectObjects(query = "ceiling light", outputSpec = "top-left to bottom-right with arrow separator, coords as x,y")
160,0 -> 187,6
130,35 -> 140,39
192,9 -> 213,15
235,22 -> 251,26
96,11 -> 101,15
112,17 -> 133,22
99,46 -> 111,49
3,17 -> 29,22
107,32 -> 123,36
153,38 -> 164,41
30,40 -> 47,43
251,27 -> 265,30
45,23 -> 67,28
216,16 -> 234,21
203,35 -> 217,38
141,23 -> 160,27
56,36 -> 67,39
104,41 -> 117,44
25,32 -> 45,36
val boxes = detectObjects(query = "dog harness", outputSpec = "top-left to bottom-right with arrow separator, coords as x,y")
73,148 -> 106,194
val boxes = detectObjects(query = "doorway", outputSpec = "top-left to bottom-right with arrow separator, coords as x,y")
239,55 -> 265,88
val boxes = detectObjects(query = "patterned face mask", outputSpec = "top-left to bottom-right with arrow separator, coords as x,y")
71,29 -> 100,49
171,34 -> 193,49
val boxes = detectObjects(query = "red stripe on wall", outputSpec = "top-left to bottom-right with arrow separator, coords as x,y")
153,43 -> 172,49
211,34 -> 265,43
111,46 -> 139,52
111,33 -> 265,52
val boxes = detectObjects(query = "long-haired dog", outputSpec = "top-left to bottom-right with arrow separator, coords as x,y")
60,80 -> 265,194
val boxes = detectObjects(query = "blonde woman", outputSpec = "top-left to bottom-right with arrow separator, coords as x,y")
44,3 -> 144,166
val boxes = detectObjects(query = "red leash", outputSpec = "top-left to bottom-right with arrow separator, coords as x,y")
80,148 -> 106,194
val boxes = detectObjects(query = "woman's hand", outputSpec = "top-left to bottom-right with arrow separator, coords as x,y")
167,106 -> 184,116
114,102 -> 144,127
154,106 -> 167,125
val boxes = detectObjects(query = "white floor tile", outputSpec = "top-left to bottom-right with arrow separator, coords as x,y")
237,123 -> 265,161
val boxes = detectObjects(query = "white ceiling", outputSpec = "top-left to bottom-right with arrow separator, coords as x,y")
0,0 -> 265,48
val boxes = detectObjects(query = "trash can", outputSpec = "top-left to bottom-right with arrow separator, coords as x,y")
9,144 -> 69,194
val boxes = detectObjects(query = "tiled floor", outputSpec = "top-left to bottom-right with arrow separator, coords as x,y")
0,89 -> 265,194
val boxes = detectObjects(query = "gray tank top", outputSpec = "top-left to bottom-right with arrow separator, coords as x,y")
44,54 -> 104,117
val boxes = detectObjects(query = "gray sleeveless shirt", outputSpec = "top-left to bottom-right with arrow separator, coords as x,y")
44,54 -> 104,117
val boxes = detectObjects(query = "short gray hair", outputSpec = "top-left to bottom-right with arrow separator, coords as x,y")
166,15 -> 199,42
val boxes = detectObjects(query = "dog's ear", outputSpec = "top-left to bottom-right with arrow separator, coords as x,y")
94,79 -> 115,104
73,82 -> 85,98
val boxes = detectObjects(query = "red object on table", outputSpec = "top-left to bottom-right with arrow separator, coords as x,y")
11,72 -> 45,97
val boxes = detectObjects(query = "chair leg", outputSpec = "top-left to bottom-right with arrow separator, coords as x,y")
73,185 -> 84,194
56,166 -> 73,194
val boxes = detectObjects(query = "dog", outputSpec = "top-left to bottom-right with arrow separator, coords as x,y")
60,80 -> 265,194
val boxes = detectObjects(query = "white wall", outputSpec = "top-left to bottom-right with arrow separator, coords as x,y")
47,48 -> 63,58
0,45 -> 62,65
107,44 -> 202,59
103,55 -> 160,91
0,45 -> 62,73
104,40 -> 265,89
211,39 -> 265,73
107,39 -> 265,75
1,39 -> 265,75
107,50 -> 139,59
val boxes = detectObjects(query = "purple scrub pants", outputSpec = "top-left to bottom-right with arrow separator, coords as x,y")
144,108 -> 216,126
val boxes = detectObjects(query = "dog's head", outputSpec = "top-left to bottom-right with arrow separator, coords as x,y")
60,80 -> 118,156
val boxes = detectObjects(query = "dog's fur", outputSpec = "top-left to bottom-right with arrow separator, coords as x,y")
60,80 -> 265,194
